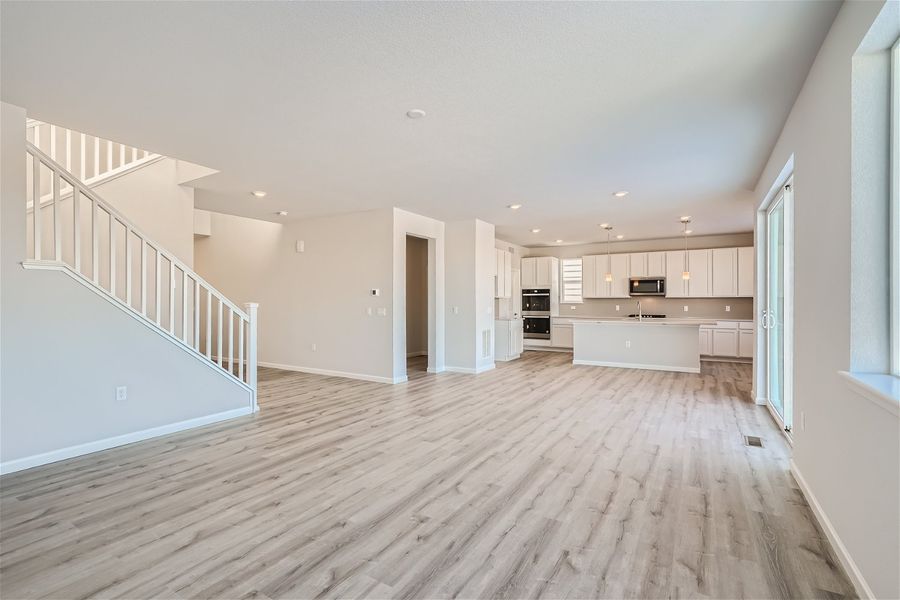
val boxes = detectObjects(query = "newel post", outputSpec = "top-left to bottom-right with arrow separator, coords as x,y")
244,302 -> 259,412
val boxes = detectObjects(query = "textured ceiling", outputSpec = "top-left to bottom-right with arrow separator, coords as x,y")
1,1 -> 840,246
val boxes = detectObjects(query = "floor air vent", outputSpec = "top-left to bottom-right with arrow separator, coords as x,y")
744,435 -> 763,447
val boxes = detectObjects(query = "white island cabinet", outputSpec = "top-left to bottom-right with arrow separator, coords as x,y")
572,319 -> 713,373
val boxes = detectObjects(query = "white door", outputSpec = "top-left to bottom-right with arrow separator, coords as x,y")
765,187 -> 791,431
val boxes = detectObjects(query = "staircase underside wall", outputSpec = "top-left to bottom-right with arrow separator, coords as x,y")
2,102 -> 252,474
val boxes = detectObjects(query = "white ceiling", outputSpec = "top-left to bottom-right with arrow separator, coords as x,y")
1,1 -> 839,247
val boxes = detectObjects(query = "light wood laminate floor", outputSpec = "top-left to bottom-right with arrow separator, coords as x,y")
1,352 -> 854,599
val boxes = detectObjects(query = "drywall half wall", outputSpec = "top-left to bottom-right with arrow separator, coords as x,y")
194,208 -> 397,383
752,2 -> 899,598
1,101 -> 252,474
405,235 -> 428,357
445,219 -> 495,373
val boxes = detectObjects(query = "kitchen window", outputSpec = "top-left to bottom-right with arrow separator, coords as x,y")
560,258 -> 583,303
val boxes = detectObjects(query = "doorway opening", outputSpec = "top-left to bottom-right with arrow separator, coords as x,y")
406,235 -> 429,374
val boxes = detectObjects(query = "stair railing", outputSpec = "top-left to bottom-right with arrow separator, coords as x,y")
24,141 -> 258,406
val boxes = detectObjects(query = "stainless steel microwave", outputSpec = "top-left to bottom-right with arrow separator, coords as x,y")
629,277 -> 666,296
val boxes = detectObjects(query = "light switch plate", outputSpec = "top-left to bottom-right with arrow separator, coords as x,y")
725,305 -> 731,312
116,386 -> 127,401
683,305 -> 689,312
295,240 -> 304,253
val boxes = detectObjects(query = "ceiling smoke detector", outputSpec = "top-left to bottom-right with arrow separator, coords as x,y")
251,191 -> 267,198
406,109 -> 426,119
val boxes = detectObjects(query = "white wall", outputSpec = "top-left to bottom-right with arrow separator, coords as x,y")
92,157 -> 196,267
445,219 -> 495,373
405,236 -> 428,356
1,102 -> 252,474
752,2 -> 899,598
195,208 -> 397,383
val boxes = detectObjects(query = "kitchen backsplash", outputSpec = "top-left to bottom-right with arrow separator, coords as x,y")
559,297 -> 753,320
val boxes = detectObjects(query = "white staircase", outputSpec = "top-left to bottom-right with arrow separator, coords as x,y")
23,139 -> 258,408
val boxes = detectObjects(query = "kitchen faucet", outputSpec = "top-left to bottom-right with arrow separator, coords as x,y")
636,300 -> 642,321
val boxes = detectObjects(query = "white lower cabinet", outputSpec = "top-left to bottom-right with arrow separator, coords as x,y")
700,320 -> 752,359
739,330 -> 753,358
551,323 -> 574,348
495,319 -> 523,361
712,329 -> 738,357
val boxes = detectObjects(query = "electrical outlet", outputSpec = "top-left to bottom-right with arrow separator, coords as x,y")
625,340 -> 631,348
725,305 -> 731,312
377,307 -> 387,317
683,305 -> 689,312
452,306 -> 459,315
615,305 -> 620,311
311,343 -> 317,351
570,305 -> 576,310
295,240 -> 304,253
116,386 -> 127,401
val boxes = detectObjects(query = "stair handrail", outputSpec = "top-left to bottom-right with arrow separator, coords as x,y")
24,140 -> 257,402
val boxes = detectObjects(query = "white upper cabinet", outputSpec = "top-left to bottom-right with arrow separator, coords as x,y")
737,246 -> 754,297
647,252 -> 667,277
521,257 -> 557,289
582,255 -> 599,298
610,254 -> 630,298
629,253 -> 648,277
711,247 -> 738,297
665,251 -> 687,297
687,249 -> 712,297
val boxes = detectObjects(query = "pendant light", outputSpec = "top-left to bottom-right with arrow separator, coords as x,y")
680,217 -> 691,280
603,225 -> 614,282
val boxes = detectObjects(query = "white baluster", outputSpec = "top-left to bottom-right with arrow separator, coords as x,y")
155,250 -> 162,326
244,302 -> 259,410
73,187 -> 81,273
141,239 -> 147,315
228,306 -> 234,373
239,318 -> 245,381
182,272 -> 189,343
53,172 -> 61,261
65,129 -> 72,172
126,227 -> 133,307
169,261 -> 176,334
217,298 -> 223,367
92,198 -> 99,284
49,125 -> 56,161
119,143 -> 125,168
80,133 -> 87,181
33,159 -> 41,260
194,279 -> 200,350
106,139 -> 113,173
93,136 -> 100,179
110,215 -> 117,297
206,290 -> 212,359
132,146 -> 137,162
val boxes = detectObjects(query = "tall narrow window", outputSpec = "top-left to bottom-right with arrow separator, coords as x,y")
561,258 -> 583,303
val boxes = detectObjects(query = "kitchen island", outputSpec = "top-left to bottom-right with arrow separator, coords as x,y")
572,318 -> 715,373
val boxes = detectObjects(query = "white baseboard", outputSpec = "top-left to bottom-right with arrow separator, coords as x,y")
406,351 -> 428,358
0,406 -> 253,476
494,354 -> 521,362
444,363 -> 496,375
790,460 -> 874,600
426,366 -> 445,374
258,361 -> 400,384
572,359 -> 700,374
755,395 -> 768,406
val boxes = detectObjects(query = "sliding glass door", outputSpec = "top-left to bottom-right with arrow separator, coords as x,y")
765,190 -> 791,431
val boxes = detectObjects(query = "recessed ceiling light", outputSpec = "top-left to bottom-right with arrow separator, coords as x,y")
685,229 -> 693,234
251,191 -> 267,198
613,191 -> 629,198
599,223 -> 610,228
508,204 -> 522,210
616,234 -> 624,239
276,211 -> 288,216
531,228 -> 541,233
555,239 -> 563,243
406,109 -> 426,119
